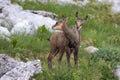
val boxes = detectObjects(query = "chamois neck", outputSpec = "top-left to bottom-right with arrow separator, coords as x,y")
75,24 -> 82,34
62,23 -> 80,45
62,24 -> 70,34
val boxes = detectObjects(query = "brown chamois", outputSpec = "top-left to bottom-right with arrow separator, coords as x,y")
65,12 -> 88,67
52,14 -> 88,67
47,18 -> 69,69
48,12 -> 88,69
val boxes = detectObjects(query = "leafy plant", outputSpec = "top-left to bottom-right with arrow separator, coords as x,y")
36,25 -> 52,40
0,38 -> 11,49
91,48 -> 120,68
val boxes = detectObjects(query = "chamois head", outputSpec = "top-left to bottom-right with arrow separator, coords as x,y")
52,17 -> 68,30
75,12 -> 88,30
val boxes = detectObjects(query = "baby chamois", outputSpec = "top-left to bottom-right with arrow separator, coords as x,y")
64,12 -> 88,68
47,18 -> 69,69
48,12 -> 88,69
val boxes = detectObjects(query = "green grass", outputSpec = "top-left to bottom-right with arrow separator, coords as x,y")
1,0 -> 120,80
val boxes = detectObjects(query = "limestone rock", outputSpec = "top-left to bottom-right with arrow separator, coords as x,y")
0,54 -> 42,80
0,26 -> 11,41
11,20 -> 36,35
115,65 -> 120,80
84,46 -> 99,53
0,0 -> 56,35
0,60 -> 42,80
0,54 -> 19,77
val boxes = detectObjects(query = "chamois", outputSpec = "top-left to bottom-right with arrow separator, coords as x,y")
66,12 -> 88,67
48,12 -> 88,69
48,31 -> 68,69
47,18 -> 69,69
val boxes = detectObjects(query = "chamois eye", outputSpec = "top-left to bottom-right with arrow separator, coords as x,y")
77,27 -> 79,29
55,22 -> 58,25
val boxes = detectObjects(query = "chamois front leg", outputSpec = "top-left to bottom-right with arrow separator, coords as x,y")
58,48 -> 64,70
66,47 -> 72,68
74,47 -> 79,67
47,48 -> 59,69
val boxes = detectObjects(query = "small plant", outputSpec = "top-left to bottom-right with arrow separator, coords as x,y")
100,65 -> 118,80
11,37 -> 17,48
36,25 -> 52,40
91,48 -> 120,68
107,34 -> 120,46
0,38 -> 11,49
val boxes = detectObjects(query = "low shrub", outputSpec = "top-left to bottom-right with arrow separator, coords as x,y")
91,48 -> 120,68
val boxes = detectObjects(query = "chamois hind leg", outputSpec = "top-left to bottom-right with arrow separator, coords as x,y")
66,47 -> 72,68
74,47 -> 79,67
58,48 -> 64,70
47,48 -> 59,69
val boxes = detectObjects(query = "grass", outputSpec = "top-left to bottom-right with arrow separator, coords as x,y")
1,0 -> 120,80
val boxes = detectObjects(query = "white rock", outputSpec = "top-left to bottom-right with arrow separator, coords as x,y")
0,18 -> 13,30
0,60 -> 42,80
11,20 -> 36,35
0,54 -> 19,77
115,65 -> 120,80
84,46 -> 99,53
17,0 -> 48,4
0,54 -> 42,80
77,0 -> 89,6
111,0 -> 120,13
2,4 -> 24,24
37,0 -> 48,4
97,0 -> 120,13
0,0 -> 57,35
53,0 -> 89,6
57,0 -> 76,4
1,3 -> 56,33
0,0 -> 11,7
0,13 -> 5,18
0,26 -> 11,37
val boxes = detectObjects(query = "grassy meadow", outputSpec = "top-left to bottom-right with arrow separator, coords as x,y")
1,0 -> 120,80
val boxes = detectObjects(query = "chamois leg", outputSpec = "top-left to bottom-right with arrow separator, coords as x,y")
74,47 -> 79,67
47,48 -> 59,69
66,48 -> 72,68
58,48 -> 64,70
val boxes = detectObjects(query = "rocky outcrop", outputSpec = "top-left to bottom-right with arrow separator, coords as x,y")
28,10 -> 58,20
0,26 -> 11,37
0,54 -> 19,77
0,0 -> 57,36
0,54 -> 42,80
0,26 -> 11,41
11,20 -> 36,35
97,0 -> 120,13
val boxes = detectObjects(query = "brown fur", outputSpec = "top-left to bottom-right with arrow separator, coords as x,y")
47,32 -> 68,69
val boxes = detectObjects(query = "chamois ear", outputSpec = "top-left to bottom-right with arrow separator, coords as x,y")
61,16 -> 68,23
84,15 -> 88,20
75,11 -> 79,20
75,11 -> 78,18
61,15 -> 65,21
64,17 -> 68,23
61,15 -> 65,18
